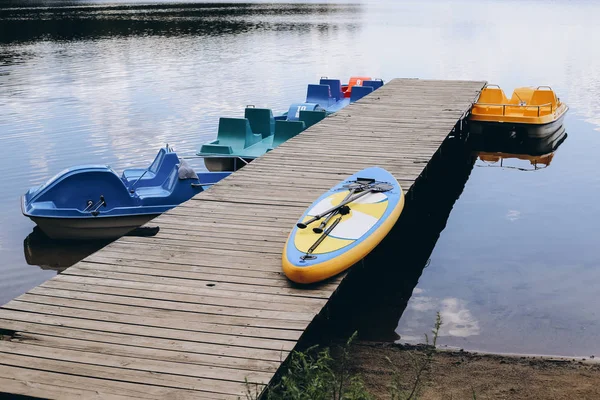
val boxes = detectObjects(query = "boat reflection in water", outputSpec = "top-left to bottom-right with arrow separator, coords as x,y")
469,123 -> 567,171
23,226 -> 159,273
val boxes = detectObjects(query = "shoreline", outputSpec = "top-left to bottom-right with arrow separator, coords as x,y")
392,342 -> 600,365
344,341 -> 600,399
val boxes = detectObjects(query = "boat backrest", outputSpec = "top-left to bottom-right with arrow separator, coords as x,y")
286,103 -> 322,121
341,76 -> 371,98
34,167 -> 132,210
161,165 -> 181,192
348,76 -> 371,88
477,86 -> 509,105
198,142 -> 233,155
529,88 -> 558,108
272,120 -> 306,149
508,87 -> 534,104
122,147 -> 180,185
244,107 -> 275,139
148,147 -> 167,173
216,117 -> 262,151
137,164 -> 197,205
520,88 -> 557,117
149,149 -> 179,180
306,84 -> 332,105
319,78 -> 343,101
363,79 -> 384,90
299,110 -> 326,128
350,86 -> 374,102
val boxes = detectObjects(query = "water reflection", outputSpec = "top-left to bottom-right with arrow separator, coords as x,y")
401,292 -> 481,341
395,116 -> 600,357
23,226 -> 160,272
23,227 -> 110,272
470,124 -> 568,171
0,2 -> 361,44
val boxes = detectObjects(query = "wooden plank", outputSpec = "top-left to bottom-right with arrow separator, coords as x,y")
58,268 -> 336,298
9,331 -> 280,373
0,341 -> 271,384
26,286 -> 318,324
1,302 -> 300,349
70,262 -> 290,288
18,291 -> 310,333
117,235 -> 288,254
0,374 -> 134,400
105,237 -> 287,258
48,273 -> 327,307
0,353 -> 250,397
83,254 -> 288,277
0,366 -> 224,400
0,318 -> 288,362
0,308 -> 295,356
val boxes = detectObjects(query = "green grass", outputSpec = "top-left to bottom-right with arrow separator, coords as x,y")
245,312 -> 444,400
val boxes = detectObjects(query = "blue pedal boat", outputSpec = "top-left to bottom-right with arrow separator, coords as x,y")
21,146 -> 230,240
197,77 -> 384,172
305,76 -> 384,114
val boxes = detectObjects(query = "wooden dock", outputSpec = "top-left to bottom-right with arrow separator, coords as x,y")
0,79 -> 485,399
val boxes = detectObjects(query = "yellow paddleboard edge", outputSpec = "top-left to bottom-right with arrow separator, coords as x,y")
282,192 -> 404,284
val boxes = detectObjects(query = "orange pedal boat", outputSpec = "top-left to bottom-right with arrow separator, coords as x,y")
470,85 -> 568,137
341,76 -> 373,98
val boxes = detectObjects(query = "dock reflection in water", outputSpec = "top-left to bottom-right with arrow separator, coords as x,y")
395,123 -> 581,355
315,133 -> 477,342
314,124 -> 570,346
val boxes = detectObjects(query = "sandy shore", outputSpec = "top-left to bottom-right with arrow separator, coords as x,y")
346,341 -> 600,399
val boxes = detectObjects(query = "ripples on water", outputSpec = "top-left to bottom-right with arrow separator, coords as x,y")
1,0 -> 600,357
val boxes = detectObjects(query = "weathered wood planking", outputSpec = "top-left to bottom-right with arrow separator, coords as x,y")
0,79 -> 485,399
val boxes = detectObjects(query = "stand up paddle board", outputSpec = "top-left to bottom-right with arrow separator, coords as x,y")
282,167 -> 404,284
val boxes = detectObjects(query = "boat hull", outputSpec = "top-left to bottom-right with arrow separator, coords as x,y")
28,214 -> 160,240
204,157 -> 253,172
469,123 -> 567,156
469,113 -> 565,139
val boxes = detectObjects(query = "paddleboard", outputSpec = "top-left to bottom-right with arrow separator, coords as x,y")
282,166 -> 404,284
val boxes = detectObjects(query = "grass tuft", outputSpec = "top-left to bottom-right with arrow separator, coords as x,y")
245,312 -> 443,400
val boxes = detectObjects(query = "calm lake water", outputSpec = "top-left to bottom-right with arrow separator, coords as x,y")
1,0 -> 600,357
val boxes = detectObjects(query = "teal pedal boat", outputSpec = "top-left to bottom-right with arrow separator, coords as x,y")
200,103 -> 326,172
198,76 -> 384,172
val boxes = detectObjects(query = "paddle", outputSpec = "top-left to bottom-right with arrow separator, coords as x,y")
311,179 -> 380,233
301,215 -> 343,260
312,190 -> 353,234
296,181 -> 393,230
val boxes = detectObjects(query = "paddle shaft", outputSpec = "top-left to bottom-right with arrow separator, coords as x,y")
302,215 -> 343,259
297,188 -> 374,229
313,188 -> 357,234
